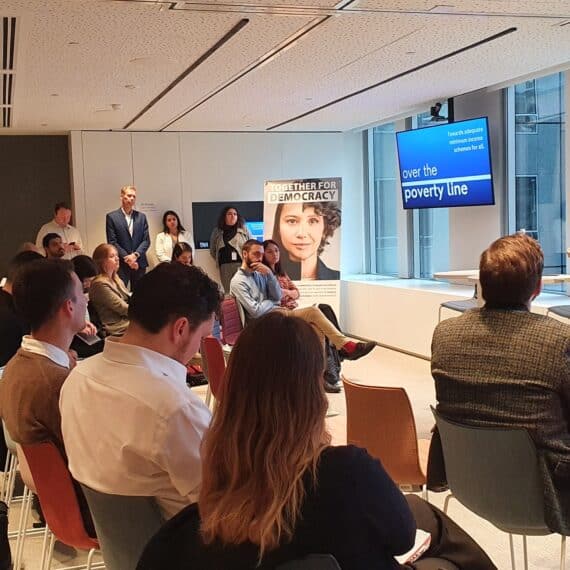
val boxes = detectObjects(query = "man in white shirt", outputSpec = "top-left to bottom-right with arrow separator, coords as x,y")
60,262 -> 221,519
36,202 -> 83,260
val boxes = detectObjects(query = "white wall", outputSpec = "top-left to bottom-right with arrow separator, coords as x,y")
448,89 -> 506,268
70,130 -> 365,284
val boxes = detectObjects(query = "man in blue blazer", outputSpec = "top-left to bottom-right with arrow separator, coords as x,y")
105,186 -> 150,288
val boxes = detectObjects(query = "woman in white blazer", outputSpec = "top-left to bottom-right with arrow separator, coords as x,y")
155,210 -> 195,262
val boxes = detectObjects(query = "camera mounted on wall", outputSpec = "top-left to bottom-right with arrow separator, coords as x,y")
430,102 -> 447,122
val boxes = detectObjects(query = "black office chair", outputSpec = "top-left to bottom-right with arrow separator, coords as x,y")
438,298 -> 478,322
546,305 -> 570,321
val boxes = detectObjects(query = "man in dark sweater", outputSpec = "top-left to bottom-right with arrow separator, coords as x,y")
0,251 -> 43,367
432,234 -> 570,535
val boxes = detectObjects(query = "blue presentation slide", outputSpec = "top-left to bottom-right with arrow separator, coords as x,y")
246,221 -> 264,242
396,117 -> 495,209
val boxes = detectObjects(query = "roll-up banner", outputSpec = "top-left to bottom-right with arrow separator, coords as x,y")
264,177 -> 341,314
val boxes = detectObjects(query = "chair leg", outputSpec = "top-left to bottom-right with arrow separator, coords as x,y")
39,526 -> 51,570
523,535 -> 528,570
561,535 -> 567,570
443,493 -> 454,514
86,547 -> 95,570
42,530 -> 55,570
0,452 -> 10,501
509,533 -> 516,570
13,486 -> 32,570
438,306 -> 443,323
205,385 -> 212,408
422,486 -> 429,502
5,453 -> 18,507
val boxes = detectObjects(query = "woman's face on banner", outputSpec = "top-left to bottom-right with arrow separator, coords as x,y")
279,203 -> 324,262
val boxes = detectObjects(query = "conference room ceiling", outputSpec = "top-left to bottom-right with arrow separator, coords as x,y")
1,0 -> 569,133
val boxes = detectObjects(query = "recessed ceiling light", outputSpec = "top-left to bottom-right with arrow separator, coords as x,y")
305,97 -> 313,101
41,123 -> 48,127
406,51 -> 416,55
50,93 -> 59,97
124,84 -> 138,90
68,41 -> 79,46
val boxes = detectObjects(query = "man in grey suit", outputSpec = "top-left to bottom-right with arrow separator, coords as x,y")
432,233 -> 570,534
105,186 -> 150,289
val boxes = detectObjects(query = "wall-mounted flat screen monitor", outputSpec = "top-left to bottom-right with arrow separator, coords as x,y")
396,116 -> 495,210
245,221 -> 264,242
192,201 -> 264,249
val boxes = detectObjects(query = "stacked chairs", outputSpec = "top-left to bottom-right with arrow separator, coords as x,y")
201,336 -> 227,409
219,296 -> 244,346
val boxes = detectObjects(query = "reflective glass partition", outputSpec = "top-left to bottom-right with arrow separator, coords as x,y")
369,123 -> 399,276
510,72 -> 566,288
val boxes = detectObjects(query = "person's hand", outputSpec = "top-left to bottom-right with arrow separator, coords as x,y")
68,349 -> 78,370
72,243 -> 81,251
251,262 -> 271,275
63,243 -> 74,254
81,322 -> 97,336
124,253 -> 136,265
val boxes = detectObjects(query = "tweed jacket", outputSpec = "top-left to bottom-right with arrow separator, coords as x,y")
432,307 -> 570,534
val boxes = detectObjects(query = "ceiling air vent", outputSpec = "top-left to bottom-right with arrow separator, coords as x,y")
1,16 -> 16,128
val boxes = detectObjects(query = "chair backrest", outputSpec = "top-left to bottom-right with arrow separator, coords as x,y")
15,446 -> 36,493
80,484 -> 165,570
276,554 -> 341,569
21,442 -> 99,551
433,408 -> 549,534
219,296 -> 244,346
342,379 -> 425,486
200,336 -> 226,401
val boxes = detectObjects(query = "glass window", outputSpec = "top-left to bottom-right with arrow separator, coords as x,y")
511,73 -> 566,287
412,113 -> 450,279
369,123 -> 399,275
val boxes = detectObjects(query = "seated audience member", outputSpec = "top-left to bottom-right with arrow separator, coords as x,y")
60,263 -> 221,520
0,259 -> 86,455
72,255 -> 98,293
0,251 -> 44,366
230,240 -> 375,361
71,255 -> 103,358
42,233 -> 65,259
262,239 -> 343,392
89,244 -> 130,337
138,312 -> 496,570
432,234 -> 570,534
172,242 -> 193,266
156,210 -> 195,263
261,239 -> 299,309
18,242 -> 44,255
36,202 -> 83,260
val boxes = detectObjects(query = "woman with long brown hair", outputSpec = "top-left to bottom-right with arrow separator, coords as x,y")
89,243 -> 130,336
138,313 -> 496,570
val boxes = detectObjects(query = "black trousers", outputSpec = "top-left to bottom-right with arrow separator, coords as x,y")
118,264 -> 145,290
404,495 -> 497,570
